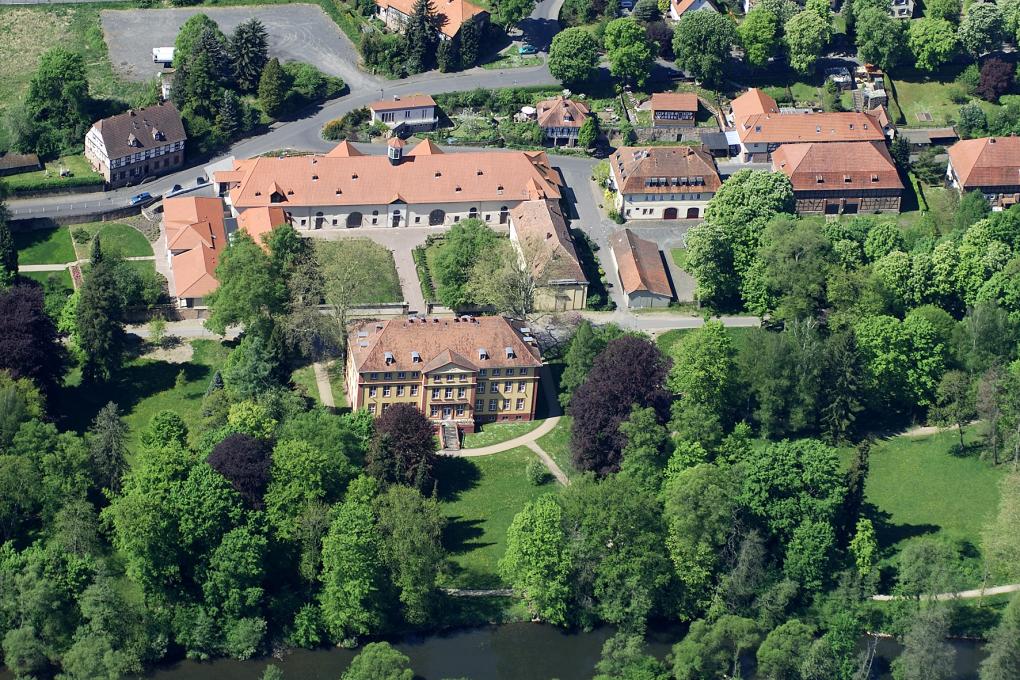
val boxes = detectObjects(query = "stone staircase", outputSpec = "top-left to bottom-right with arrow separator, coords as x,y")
441,422 -> 460,451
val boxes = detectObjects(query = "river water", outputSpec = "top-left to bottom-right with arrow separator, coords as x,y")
130,623 -> 988,680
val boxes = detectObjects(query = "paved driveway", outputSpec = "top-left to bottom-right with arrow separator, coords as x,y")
100,4 -> 376,90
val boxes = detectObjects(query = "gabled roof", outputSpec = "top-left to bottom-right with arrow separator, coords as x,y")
536,97 -> 590,129
509,199 -> 587,284
237,206 -> 289,250
163,196 -> 227,300
376,0 -> 485,37
650,92 -> 698,113
730,88 -> 779,122
948,137 -> 1020,189
671,0 -> 718,15
369,94 -> 437,112
609,145 -> 722,195
771,141 -> 903,192
407,138 -> 444,156
349,316 -> 542,374
92,102 -> 186,160
609,229 -> 673,299
172,244 -> 220,299
326,140 -> 364,157
226,143 -> 562,210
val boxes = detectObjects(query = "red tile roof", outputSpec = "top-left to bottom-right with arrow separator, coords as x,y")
730,88 -> 885,145
536,97 -> 590,130
226,141 -> 562,210
509,199 -> 587,283
650,92 -> 698,113
609,229 -> 673,298
948,136 -> 1020,189
370,94 -> 437,112
163,197 -> 227,300
349,316 -> 542,373
609,145 -> 721,195
771,141 -> 903,192
238,206 -> 289,250
377,0 -> 485,37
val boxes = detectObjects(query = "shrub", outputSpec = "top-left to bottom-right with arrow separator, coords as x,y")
71,227 -> 91,244
526,458 -> 551,485
976,58 -> 1015,102
956,63 -> 981,95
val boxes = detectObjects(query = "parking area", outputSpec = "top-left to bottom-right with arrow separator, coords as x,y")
100,4 -> 375,90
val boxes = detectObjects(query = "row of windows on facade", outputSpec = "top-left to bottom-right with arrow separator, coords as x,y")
630,193 -> 707,202
643,176 -> 706,187
364,366 -> 528,381
291,206 -> 511,228
111,141 -> 183,167
368,381 -> 527,398
114,156 -> 180,180
366,398 -> 528,416
378,109 -> 433,122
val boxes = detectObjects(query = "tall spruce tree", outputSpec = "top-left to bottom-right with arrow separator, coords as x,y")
458,19 -> 480,68
230,18 -> 270,92
216,90 -> 243,140
403,0 -> 439,74
258,57 -> 290,119
77,237 -> 125,383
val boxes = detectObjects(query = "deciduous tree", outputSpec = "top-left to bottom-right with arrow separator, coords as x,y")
367,403 -> 437,491
0,284 -> 64,395
205,231 -> 286,335
207,433 -> 272,509
672,11 -> 738,87
342,642 -> 414,680
604,18 -> 656,86
559,320 -> 625,407
499,495 -> 572,625
784,10 -> 830,73
907,18 -> 959,72
854,8 -> 908,70
959,2 -> 1004,56
980,591 -> 1020,680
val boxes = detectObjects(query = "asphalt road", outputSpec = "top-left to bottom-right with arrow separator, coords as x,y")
101,4 -> 375,90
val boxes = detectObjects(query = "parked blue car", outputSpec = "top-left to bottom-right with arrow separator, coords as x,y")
129,191 -> 153,206
518,43 -> 538,55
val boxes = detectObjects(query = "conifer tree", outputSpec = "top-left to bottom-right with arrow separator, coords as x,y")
258,57 -> 290,119
403,0 -> 439,74
0,194 -> 17,289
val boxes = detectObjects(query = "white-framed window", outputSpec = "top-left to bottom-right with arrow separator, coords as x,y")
369,387 -> 377,397
516,398 -> 525,410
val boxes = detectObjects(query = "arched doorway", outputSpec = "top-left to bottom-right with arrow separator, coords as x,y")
429,209 -> 445,226
663,207 -> 678,220
499,206 -> 509,224
686,207 -> 699,219
314,212 -> 325,229
468,207 -> 478,220
346,212 -> 363,228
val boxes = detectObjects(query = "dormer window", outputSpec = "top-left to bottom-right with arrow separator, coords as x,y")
505,346 -> 515,359
815,175 -> 824,184
455,186 -> 462,192
476,169 -> 483,175
312,174 -> 318,181
411,351 -> 421,363
843,175 -> 852,183
384,351 -> 394,365
871,174 -> 879,182
435,171 -> 442,177
478,348 -> 489,360
352,173 -> 358,180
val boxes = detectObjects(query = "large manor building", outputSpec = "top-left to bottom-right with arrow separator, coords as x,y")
214,139 -> 562,230
346,316 -> 543,439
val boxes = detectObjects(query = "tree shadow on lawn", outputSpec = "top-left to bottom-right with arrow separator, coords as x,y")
56,357 -> 211,434
434,456 -> 482,502
442,515 -> 489,553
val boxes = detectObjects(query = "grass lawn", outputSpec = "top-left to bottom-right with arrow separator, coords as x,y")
2,155 -> 103,194
863,426 -> 1006,567
315,239 -> 402,304
481,50 -> 543,70
56,339 -> 231,457
887,75 -> 1001,127
670,248 -> 686,269
462,420 -> 545,449
71,222 -> 153,259
536,415 -> 577,480
14,226 -> 76,264
291,365 -> 320,403
19,269 -> 72,291
437,447 -> 557,588
655,325 -> 756,354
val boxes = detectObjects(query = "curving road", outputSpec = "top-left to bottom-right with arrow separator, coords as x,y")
7,0 -> 570,220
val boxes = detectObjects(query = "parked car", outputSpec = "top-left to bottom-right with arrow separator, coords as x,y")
129,192 -> 153,206
196,176 -> 207,185
518,43 -> 538,55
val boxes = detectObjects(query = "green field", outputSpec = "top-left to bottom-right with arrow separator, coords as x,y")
315,239 -> 402,304
536,415 -> 577,480
462,420 -> 544,449
438,447 -> 557,587
655,325 -> 756,354
481,50 -> 543,71
887,76 -> 1001,127
56,339 -> 232,456
14,226 -> 76,264
71,222 -> 153,259
2,155 -> 103,193
864,426 -> 1006,566
19,269 -> 73,291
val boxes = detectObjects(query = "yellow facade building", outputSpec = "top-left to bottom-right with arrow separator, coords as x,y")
346,316 -> 543,439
